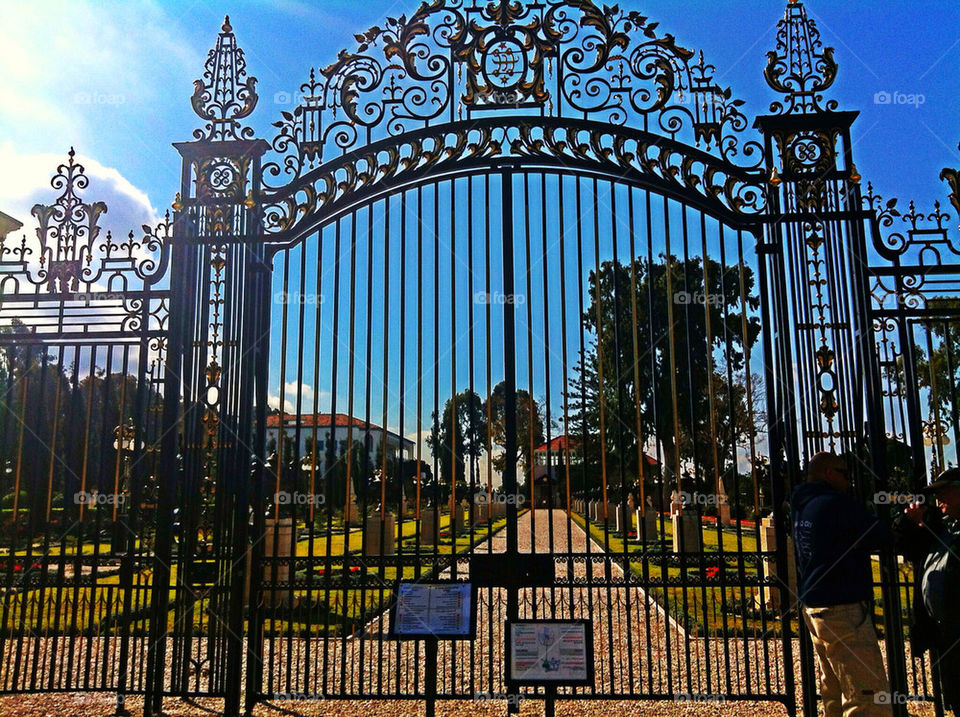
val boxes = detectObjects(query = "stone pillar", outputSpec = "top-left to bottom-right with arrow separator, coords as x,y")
344,478 -> 361,526
364,513 -> 396,555
420,510 -> 442,545
671,513 -> 702,553
636,509 -> 658,541
756,516 -> 797,610
263,517 -> 295,607
453,505 -> 468,533
615,504 -> 627,534
718,496 -> 732,526
669,491 -> 684,516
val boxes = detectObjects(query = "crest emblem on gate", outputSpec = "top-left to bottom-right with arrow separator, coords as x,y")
483,39 -> 525,93
453,1 -> 556,108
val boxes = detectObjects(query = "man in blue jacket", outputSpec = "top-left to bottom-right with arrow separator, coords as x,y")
791,451 -> 894,716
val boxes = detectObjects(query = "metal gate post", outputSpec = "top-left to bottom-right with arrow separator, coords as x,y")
755,214 -> 803,717
499,165 -> 521,713
168,17 -> 269,715
756,4 -> 908,716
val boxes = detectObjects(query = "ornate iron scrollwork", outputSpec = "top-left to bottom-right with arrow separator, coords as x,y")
864,182 -> 960,269
0,148 -> 171,297
262,117 -> 764,240
261,0 -> 764,235
191,16 -> 259,142
31,148 -> 105,291
763,0 -> 838,115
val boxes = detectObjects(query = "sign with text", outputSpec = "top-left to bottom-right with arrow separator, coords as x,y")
389,582 -> 475,639
505,620 -> 594,686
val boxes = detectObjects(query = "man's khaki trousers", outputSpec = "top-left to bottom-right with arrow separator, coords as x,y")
801,602 -> 892,716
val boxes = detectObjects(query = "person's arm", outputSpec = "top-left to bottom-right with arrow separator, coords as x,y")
848,495 -> 894,551
891,502 -> 935,563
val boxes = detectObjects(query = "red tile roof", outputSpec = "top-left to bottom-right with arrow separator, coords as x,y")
534,435 -> 579,453
534,435 -> 659,465
266,413 -> 383,430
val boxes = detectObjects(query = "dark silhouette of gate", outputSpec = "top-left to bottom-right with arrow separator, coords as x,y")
1,3 -> 958,717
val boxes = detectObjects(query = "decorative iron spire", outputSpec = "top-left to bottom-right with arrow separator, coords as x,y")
763,1 -> 838,114
191,15 -> 259,141
31,147 -> 106,290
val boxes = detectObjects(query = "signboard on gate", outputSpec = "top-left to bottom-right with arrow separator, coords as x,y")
505,620 -> 594,686
389,582 -> 476,639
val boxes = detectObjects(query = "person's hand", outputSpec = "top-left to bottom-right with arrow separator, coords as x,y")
904,502 -> 925,526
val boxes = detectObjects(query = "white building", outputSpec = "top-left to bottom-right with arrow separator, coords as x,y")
265,413 -> 414,471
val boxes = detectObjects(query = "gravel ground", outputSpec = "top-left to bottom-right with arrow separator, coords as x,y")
0,510 -> 938,716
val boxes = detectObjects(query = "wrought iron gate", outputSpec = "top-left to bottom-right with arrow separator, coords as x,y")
0,150 -> 171,708
1,2 -> 958,717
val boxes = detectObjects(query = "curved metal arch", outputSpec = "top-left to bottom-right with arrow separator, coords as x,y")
262,115 -> 766,247
261,0 -> 764,197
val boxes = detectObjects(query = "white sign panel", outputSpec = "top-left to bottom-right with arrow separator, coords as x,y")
508,621 -> 592,684
392,582 -> 473,638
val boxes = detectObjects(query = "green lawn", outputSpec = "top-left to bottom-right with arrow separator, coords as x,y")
1,510 -> 523,637
574,511 -> 913,639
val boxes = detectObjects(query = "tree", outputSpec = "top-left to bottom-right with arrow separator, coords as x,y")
885,299 -> 960,475
567,255 -> 762,493
485,380 -> 545,483
0,319 -> 164,542
427,389 -> 487,490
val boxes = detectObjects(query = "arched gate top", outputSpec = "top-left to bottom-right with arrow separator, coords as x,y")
185,0 -> 847,242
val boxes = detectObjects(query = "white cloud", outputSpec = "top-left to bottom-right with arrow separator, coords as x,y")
268,394 -> 295,413
283,380 -> 314,401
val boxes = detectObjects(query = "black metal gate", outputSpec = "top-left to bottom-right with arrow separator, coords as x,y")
1,2 -> 958,717
0,150 -> 171,711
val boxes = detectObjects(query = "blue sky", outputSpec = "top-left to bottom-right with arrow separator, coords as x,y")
2,0 -> 958,471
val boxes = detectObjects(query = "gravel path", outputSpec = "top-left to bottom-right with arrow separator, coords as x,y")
0,509 -> 939,716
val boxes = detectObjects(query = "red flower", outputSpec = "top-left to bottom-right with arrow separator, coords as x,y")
349,566 -> 360,573
13,564 -> 22,572
706,567 -> 720,579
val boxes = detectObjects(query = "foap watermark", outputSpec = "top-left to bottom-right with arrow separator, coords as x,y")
874,691 -> 922,706
275,491 -> 326,507
475,492 -> 526,506
873,91 -> 925,109
476,89 -> 523,105
473,692 -> 525,707
680,491 -> 728,507
673,92 -> 727,111
674,291 -> 722,307
74,491 -> 125,507
475,291 -> 525,306
74,91 -> 126,106
873,491 -> 925,506
274,292 -> 324,306
73,292 -> 126,303
273,91 -> 311,106
674,693 -> 726,703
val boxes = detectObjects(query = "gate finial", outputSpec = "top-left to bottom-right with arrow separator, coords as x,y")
764,0 -> 838,114
190,16 -> 258,141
